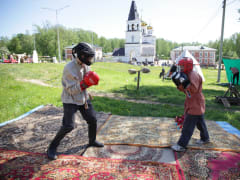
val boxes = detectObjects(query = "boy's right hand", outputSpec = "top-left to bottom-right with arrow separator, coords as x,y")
80,71 -> 100,91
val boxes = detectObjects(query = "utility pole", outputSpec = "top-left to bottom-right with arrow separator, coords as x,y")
42,5 -> 69,63
91,31 -> 96,62
217,0 -> 226,83
32,25 -> 36,50
33,32 -> 36,50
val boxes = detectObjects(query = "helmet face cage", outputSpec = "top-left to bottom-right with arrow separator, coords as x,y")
72,42 -> 95,65
178,58 -> 193,74
81,53 -> 94,66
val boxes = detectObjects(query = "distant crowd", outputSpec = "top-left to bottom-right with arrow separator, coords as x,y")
1,54 -> 33,63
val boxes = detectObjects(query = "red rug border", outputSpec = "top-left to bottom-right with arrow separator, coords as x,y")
0,147 -> 178,167
174,151 -> 186,180
0,148 -> 184,179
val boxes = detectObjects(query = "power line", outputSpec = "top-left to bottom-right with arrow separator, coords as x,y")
41,5 -> 70,63
226,0 -> 238,6
192,2 -> 222,42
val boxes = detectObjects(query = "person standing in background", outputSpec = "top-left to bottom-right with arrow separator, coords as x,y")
230,67 -> 239,85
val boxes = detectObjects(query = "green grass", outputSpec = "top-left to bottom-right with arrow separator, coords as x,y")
0,62 -> 239,129
0,67 -> 62,122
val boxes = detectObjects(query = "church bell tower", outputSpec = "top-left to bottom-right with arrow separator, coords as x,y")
125,0 -> 142,61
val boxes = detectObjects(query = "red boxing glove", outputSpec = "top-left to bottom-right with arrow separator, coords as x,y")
80,71 -> 100,90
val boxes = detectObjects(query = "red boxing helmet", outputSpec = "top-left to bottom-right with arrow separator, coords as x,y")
178,57 -> 193,74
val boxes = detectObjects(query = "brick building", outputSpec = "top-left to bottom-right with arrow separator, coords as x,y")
171,46 -> 217,66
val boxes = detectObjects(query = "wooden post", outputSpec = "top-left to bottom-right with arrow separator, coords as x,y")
137,71 -> 140,90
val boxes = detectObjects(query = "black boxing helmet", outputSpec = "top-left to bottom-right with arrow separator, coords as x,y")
72,42 -> 95,66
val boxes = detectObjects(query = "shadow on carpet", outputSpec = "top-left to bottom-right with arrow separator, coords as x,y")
0,105 -> 111,155
83,144 -> 176,164
97,115 -> 240,152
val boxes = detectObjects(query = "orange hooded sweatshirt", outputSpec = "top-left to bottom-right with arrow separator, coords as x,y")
180,71 -> 205,115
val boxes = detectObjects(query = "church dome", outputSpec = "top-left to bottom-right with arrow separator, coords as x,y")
141,21 -> 147,26
147,25 -> 152,30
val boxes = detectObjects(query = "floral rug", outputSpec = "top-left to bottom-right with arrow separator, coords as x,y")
83,145 -> 176,164
0,105 -> 111,155
175,149 -> 240,179
97,115 -> 240,151
0,148 -> 183,180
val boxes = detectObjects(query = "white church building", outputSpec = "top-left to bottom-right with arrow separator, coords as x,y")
112,0 -> 156,64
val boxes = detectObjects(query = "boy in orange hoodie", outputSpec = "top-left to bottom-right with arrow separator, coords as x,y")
171,58 -> 210,152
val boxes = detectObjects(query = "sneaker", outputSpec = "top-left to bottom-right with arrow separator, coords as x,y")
196,139 -> 210,145
47,148 -> 57,160
171,144 -> 186,152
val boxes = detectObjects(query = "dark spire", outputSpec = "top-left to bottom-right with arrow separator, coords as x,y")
128,0 -> 139,21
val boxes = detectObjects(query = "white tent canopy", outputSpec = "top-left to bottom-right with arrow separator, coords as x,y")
175,50 -> 205,81
175,50 -> 199,65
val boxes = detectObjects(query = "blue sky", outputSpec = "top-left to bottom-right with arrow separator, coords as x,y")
0,0 -> 239,43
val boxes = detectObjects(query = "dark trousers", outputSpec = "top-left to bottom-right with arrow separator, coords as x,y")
49,100 -> 97,149
177,114 -> 209,148
233,72 -> 239,85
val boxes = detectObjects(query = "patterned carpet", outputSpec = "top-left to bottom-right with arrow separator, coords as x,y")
1,106 -> 240,179
0,148 -> 183,179
97,115 -> 240,151
83,145 -> 176,164
175,149 -> 240,179
0,105 -> 111,155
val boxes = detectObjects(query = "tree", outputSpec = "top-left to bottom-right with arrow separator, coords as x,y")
8,36 -> 22,54
17,33 -> 34,55
0,36 -> 10,58
4,23 -> 240,60
156,38 -> 179,59
0,36 -> 9,48
34,23 -> 57,57
0,47 -> 10,59
230,33 -> 240,57
99,37 -> 111,53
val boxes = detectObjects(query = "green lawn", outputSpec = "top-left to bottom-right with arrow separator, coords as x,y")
0,62 -> 239,129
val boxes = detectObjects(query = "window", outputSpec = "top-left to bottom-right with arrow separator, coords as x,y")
132,24 -> 134,31
204,52 -> 208,57
131,35 -> 134,43
210,52 -> 214,58
204,59 -> 208,64
199,58 -> 202,63
199,52 -> 202,57
191,51 -> 195,56
137,24 -> 139,30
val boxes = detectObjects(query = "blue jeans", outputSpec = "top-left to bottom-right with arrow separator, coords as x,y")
177,114 -> 209,148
